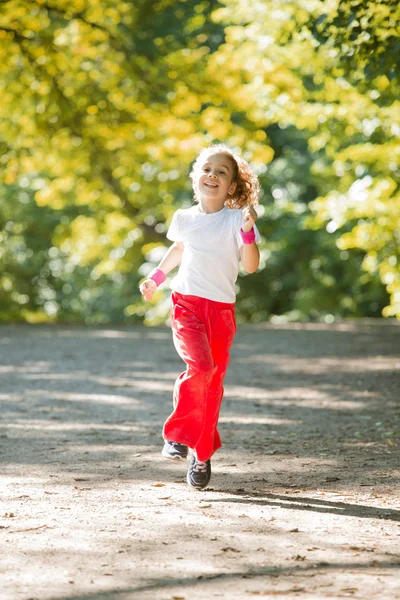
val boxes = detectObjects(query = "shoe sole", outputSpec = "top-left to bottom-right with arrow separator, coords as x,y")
186,455 -> 211,489
161,449 -> 188,462
186,474 -> 210,490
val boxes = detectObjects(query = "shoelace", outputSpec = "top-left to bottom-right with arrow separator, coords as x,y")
193,461 -> 208,473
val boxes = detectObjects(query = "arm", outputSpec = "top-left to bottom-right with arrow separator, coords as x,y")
239,206 -> 260,274
240,242 -> 260,274
139,241 -> 184,302
158,241 -> 184,275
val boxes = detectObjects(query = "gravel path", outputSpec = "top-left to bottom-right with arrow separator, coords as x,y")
1,321 -> 399,600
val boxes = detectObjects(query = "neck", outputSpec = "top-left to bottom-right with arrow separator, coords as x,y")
197,199 -> 226,214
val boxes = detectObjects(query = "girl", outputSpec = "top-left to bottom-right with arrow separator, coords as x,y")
139,144 -> 261,489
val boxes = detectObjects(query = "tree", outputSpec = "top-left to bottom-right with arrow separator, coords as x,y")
0,0 -> 396,323
309,0 -> 399,81
212,0 -> 400,318
0,0 -> 272,323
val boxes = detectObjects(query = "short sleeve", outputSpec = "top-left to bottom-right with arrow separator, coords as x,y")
166,210 -> 182,242
235,210 -> 262,247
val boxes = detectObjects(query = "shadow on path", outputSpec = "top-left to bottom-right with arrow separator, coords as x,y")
45,560 -> 400,600
209,491 -> 400,522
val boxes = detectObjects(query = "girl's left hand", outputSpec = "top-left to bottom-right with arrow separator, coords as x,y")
242,206 -> 257,232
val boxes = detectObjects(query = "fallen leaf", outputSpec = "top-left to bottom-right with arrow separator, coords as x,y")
350,546 -> 375,552
153,483 -> 165,487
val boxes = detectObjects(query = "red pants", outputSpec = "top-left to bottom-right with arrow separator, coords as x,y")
163,292 -> 236,462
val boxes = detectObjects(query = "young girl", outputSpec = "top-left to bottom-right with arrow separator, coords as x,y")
139,144 -> 261,489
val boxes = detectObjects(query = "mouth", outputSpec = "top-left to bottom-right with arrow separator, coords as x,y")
204,182 -> 218,188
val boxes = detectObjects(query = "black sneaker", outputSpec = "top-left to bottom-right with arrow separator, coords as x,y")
187,452 -> 211,489
162,440 -> 188,462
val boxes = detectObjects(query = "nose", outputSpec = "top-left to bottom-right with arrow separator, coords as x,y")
207,170 -> 217,178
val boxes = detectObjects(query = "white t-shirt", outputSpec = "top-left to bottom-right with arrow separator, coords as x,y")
166,205 -> 261,303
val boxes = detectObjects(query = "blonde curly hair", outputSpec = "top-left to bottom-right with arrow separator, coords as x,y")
190,144 -> 260,209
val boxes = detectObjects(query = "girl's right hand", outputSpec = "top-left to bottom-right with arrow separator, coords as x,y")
139,278 -> 157,302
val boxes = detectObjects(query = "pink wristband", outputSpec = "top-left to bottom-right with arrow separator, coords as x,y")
148,268 -> 166,287
240,227 -> 256,244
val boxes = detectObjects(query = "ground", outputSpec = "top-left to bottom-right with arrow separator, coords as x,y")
1,320 -> 399,600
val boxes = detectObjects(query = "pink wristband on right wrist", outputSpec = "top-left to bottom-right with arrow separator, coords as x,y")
240,227 -> 256,244
148,268 -> 166,287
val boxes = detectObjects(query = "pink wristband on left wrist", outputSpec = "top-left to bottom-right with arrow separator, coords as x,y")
240,227 -> 256,244
148,268 -> 166,287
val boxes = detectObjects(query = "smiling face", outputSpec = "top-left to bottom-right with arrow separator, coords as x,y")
194,153 -> 237,208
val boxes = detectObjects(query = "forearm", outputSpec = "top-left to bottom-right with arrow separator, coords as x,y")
241,243 -> 260,274
157,242 -> 183,275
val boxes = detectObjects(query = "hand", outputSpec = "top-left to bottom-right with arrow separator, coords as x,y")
242,205 -> 257,232
139,278 -> 157,302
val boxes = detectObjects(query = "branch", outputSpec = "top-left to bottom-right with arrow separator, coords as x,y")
30,0 -> 118,40
0,26 -> 32,42
101,166 -> 165,242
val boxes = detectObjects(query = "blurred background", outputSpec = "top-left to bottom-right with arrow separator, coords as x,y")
0,0 -> 398,326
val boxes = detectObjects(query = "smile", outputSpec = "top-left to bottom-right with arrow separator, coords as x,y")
204,182 -> 218,188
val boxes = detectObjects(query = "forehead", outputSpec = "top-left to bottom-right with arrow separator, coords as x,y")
200,153 -> 233,171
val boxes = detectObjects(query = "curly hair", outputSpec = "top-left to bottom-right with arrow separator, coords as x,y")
189,144 -> 260,209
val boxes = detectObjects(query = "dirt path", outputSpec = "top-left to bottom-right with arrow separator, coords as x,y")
1,321 -> 400,600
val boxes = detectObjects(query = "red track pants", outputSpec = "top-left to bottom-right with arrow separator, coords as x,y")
163,292 -> 236,462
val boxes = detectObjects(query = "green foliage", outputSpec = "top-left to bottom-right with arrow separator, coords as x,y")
309,0 -> 399,81
0,0 -> 398,323
0,184 -> 144,323
212,0 -> 399,320
236,124 -> 389,322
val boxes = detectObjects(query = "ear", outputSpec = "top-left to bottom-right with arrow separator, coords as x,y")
228,182 -> 237,195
